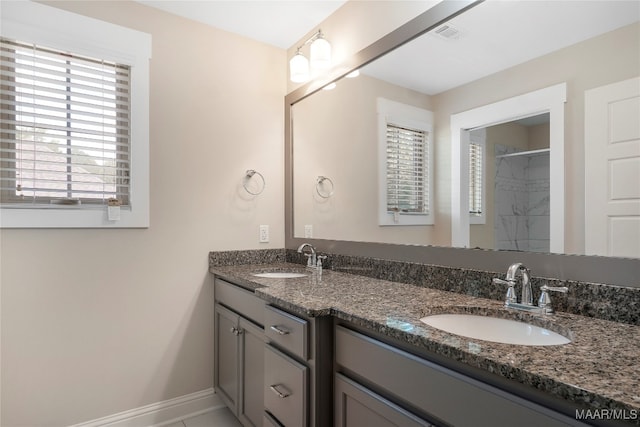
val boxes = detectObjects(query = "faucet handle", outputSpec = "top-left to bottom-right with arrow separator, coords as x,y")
493,277 -> 517,305
303,253 -> 314,267
541,285 -> 568,293
538,285 -> 568,314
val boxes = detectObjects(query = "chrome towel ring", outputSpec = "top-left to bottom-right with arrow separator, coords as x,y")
243,169 -> 265,195
316,176 -> 334,198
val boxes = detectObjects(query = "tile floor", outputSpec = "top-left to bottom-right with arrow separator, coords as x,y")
165,407 -> 242,427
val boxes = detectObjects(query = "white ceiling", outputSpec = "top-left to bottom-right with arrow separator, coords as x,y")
135,0 -> 346,49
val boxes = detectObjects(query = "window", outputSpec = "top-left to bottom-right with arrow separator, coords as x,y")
386,124 -> 428,214
1,39 -> 131,206
0,1 -> 151,228
377,98 -> 433,226
468,129 -> 485,224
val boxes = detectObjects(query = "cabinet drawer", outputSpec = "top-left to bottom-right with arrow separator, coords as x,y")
215,278 -> 265,326
335,326 -> 584,427
264,305 -> 308,360
264,344 -> 308,427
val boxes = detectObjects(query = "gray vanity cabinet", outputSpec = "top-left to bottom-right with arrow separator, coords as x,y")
335,324 -> 588,427
214,277 -> 332,427
214,279 -> 266,427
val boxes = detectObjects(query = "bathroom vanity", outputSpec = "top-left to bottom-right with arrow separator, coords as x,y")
214,276 -> 332,427
211,261 -> 640,427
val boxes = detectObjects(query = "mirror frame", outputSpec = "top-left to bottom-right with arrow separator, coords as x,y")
284,0 -> 640,287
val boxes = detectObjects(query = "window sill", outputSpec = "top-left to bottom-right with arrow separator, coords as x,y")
0,206 -> 149,228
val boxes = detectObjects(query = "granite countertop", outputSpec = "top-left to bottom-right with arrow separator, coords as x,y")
210,262 -> 640,419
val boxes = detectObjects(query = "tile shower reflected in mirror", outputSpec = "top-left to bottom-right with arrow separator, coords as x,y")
470,113 -> 550,252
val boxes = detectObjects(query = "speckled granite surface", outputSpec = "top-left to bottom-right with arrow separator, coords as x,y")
209,249 -> 286,266
210,262 -> 640,421
286,250 -> 640,325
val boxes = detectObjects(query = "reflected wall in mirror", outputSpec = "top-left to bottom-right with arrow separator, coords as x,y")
292,0 -> 640,257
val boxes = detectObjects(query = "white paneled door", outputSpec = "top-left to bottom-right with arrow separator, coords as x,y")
585,77 -> 640,258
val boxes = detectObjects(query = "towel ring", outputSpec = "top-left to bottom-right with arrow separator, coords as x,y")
316,176 -> 335,198
243,169 -> 265,195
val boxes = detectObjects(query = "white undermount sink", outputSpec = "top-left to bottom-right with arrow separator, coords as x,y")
252,272 -> 308,279
419,313 -> 571,346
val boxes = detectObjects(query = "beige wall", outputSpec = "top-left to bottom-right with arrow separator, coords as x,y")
293,74 -> 434,245
0,1 -> 285,425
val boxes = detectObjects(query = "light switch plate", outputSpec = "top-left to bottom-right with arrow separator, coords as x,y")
304,224 -> 313,238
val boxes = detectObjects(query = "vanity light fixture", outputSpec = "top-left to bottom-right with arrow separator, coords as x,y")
289,48 -> 309,83
289,29 -> 332,83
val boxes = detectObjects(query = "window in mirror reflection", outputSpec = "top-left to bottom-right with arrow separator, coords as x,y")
386,124 -> 427,212
377,98 -> 433,226
469,132 -> 485,225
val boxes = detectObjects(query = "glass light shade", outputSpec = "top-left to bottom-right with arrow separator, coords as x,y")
310,37 -> 331,70
289,52 -> 310,83
346,70 -> 360,78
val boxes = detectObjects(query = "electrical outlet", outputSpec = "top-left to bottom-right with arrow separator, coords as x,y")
259,225 -> 269,243
304,224 -> 313,238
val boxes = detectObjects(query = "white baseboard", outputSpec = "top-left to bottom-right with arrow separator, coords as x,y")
70,388 -> 224,427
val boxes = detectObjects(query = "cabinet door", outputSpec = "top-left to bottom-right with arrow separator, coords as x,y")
335,374 -> 431,427
215,304 -> 240,413
239,317 -> 265,427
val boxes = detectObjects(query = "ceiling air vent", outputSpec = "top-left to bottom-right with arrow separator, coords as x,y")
432,23 -> 461,40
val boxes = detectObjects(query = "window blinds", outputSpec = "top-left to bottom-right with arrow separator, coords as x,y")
0,38 -> 131,206
469,141 -> 483,215
386,124 -> 428,214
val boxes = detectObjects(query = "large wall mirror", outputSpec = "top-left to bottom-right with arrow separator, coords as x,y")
285,0 -> 640,286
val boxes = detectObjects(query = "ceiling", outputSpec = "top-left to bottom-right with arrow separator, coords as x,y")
362,1 -> 640,95
135,0 -> 347,49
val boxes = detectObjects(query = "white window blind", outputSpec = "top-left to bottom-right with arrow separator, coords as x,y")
386,123 -> 429,214
469,141 -> 483,215
0,38 -> 131,207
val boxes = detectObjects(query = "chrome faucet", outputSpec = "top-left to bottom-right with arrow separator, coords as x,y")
297,243 -> 317,268
506,262 -> 533,306
493,262 -> 532,306
493,263 -> 567,314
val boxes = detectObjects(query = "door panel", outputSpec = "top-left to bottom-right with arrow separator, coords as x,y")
215,304 -> 240,412
240,317 -> 265,427
585,77 -> 640,258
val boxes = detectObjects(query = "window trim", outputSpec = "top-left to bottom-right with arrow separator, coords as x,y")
377,98 -> 434,226
0,1 -> 151,228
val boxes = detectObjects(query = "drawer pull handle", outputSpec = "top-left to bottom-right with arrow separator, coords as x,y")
270,325 -> 290,335
269,384 -> 291,398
